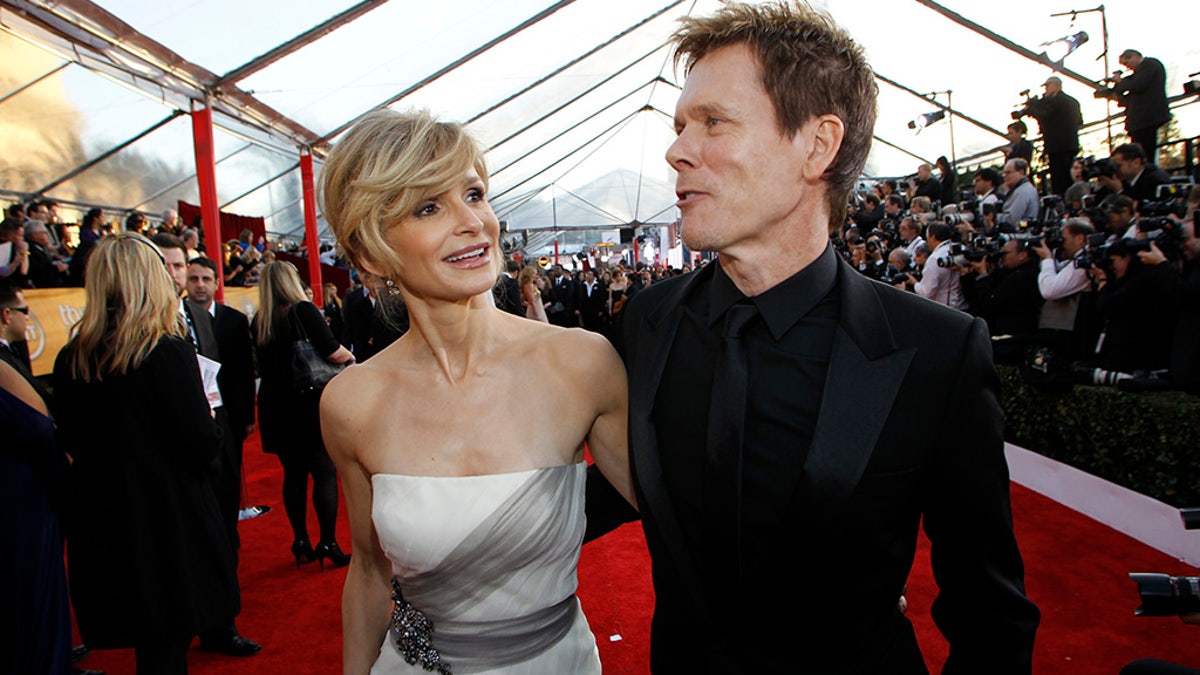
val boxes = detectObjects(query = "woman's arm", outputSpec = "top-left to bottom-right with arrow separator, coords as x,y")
297,301 -> 356,364
578,332 -> 637,508
321,374 -> 392,674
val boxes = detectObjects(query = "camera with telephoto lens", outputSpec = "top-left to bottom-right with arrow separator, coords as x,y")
1138,198 -> 1188,219
1130,509 -> 1200,617
1014,225 -> 1065,253
1080,155 -> 1118,180
880,263 -> 914,286
944,212 -> 975,227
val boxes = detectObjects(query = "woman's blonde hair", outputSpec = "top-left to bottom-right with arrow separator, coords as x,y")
65,233 -> 186,382
253,261 -> 309,347
319,109 -> 493,281
518,266 -> 539,288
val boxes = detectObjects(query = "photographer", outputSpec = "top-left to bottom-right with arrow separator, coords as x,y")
1064,158 -> 1094,213
1014,76 -> 1083,196
897,216 -> 925,259
1097,49 -> 1171,160
963,238 -> 1043,349
901,222 -> 968,310
1104,196 -> 1140,241
909,163 -> 942,201
1100,143 -> 1172,207
856,192 -> 885,231
1004,120 -> 1034,163
1085,238 -> 1176,373
1032,219 -> 1095,360
883,194 -> 906,220
1139,187 -> 1200,394
1000,158 -> 1040,228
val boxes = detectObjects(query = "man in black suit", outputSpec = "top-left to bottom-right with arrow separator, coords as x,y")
1100,50 -> 1171,161
342,273 -> 404,361
0,281 -> 45,398
186,257 -> 257,542
545,264 -> 577,327
1101,143 -> 1173,208
152,234 -> 261,658
585,3 -> 1038,672
493,259 -> 524,316
1019,76 -> 1082,196
577,268 -> 608,332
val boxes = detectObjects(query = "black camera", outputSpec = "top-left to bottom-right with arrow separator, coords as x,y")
881,264 -> 911,286
1016,226 -> 1065,252
1130,508 -> 1200,617
1081,155 -> 1117,180
1040,195 -> 1068,227
1139,198 -> 1188,219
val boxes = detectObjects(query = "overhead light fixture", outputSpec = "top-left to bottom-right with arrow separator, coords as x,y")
907,110 -> 946,132
1041,31 -> 1089,63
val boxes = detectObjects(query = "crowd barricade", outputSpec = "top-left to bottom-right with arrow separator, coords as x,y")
24,287 -> 260,377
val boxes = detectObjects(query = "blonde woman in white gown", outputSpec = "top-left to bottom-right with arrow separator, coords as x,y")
319,109 -> 636,675
518,266 -> 548,323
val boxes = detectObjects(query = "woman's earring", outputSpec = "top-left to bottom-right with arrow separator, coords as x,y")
385,278 -> 401,296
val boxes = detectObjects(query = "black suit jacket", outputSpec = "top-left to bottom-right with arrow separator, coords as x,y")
494,274 -> 524,316
212,303 -> 256,435
1116,57 -> 1170,132
588,259 -> 1038,673
1024,92 -> 1082,154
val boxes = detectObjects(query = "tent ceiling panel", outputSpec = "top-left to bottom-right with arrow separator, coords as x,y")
2,0 -> 1198,238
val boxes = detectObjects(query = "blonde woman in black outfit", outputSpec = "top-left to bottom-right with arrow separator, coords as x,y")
253,261 -> 354,568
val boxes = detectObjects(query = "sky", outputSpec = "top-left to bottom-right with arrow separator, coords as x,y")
3,0 -> 1198,233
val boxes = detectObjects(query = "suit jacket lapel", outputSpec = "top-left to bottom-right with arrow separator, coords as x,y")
629,267 -> 713,622
185,300 -> 220,361
798,263 -> 915,533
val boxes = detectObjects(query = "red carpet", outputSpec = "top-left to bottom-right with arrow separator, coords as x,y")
73,433 -> 1198,674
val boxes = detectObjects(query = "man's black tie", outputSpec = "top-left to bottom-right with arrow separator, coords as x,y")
704,301 -> 759,585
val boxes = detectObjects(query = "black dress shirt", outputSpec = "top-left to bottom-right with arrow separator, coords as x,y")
654,245 -> 839,584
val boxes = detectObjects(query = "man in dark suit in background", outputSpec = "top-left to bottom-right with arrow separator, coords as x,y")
1099,49 -> 1171,161
1018,76 -> 1082,196
545,264 -> 577,327
494,259 -> 524,316
153,234 -> 261,659
577,268 -> 608,332
585,3 -> 1038,673
0,281 -> 47,401
342,272 -> 404,361
186,257 -> 257,543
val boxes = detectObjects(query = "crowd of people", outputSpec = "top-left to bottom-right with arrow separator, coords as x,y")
4,2 -> 1197,674
840,139 -> 1200,395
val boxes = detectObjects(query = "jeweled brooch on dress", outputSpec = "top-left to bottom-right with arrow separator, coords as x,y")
389,578 -> 452,675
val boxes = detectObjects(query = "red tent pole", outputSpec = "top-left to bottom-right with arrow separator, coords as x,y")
191,103 -> 225,303
299,150 -> 324,307
554,237 -> 560,266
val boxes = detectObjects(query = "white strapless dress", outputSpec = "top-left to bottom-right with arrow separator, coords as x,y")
370,462 -> 601,674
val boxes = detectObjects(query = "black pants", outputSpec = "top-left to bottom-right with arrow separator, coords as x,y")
1047,151 -> 1077,196
135,636 -> 191,675
278,445 -> 339,544
1128,126 -> 1161,162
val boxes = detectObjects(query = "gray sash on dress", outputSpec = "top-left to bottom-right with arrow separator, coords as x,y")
388,464 -> 585,674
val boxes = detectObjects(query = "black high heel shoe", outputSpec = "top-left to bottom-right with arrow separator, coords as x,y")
291,539 -> 316,568
314,541 -> 350,570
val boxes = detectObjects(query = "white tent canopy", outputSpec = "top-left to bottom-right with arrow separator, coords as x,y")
1,0 -> 1197,241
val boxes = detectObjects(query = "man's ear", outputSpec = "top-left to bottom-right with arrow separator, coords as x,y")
797,114 -> 845,182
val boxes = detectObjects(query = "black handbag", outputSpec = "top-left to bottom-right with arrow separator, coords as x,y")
288,304 -> 345,393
